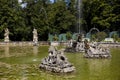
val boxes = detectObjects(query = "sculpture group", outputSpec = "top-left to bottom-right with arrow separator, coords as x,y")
3,28 -> 38,45
65,34 -> 111,58
40,34 -> 111,73
39,46 -> 75,73
65,34 -> 85,52
2,28 -> 111,73
84,40 -> 111,58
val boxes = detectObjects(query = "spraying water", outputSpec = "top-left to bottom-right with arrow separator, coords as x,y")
76,0 -> 82,33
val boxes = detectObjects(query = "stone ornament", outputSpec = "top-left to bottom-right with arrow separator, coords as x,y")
84,40 -> 111,58
33,28 -> 38,45
4,28 -> 9,42
65,34 -> 85,53
39,46 -> 75,73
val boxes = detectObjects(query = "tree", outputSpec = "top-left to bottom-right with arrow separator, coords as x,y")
66,31 -> 72,40
0,0 -> 119,41
47,1 -> 76,34
82,0 -> 120,32
96,32 -> 107,42
0,0 -> 25,41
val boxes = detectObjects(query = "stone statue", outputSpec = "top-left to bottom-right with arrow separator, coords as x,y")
39,46 -> 75,73
77,34 -> 82,42
4,28 -> 9,42
33,28 -> 38,45
65,34 -> 85,53
84,40 -> 111,58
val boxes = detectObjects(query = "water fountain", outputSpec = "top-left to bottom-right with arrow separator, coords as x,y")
39,46 -> 75,73
75,0 -> 83,33
65,34 -> 85,53
64,0 -> 85,53
84,40 -> 111,58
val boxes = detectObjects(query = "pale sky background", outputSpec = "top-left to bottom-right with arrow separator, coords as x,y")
50,0 -> 54,3
18,0 -> 22,3
18,0 -> 55,8
19,0 -> 54,3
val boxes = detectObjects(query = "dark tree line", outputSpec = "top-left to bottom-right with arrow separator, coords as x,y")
82,0 -> 120,32
0,0 -> 120,41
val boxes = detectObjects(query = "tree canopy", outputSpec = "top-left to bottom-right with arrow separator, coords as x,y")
0,0 -> 119,41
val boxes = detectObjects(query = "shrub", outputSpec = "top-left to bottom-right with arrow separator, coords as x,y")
111,33 -> 119,42
66,32 -> 72,40
96,32 -> 107,42
53,35 -> 58,41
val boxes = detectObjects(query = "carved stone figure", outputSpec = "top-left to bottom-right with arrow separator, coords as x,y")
4,28 -> 9,42
84,40 -> 111,58
33,28 -> 38,45
39,46 -> 75,73
65,34 -> 85,53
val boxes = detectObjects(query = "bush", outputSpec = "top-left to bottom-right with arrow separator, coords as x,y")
96,32 -> 107,42
66,32 -> 72,40
53,35 -> 58,41
0,39 -> 4,41
111,34 -> 119,42
117,38 -> 120,42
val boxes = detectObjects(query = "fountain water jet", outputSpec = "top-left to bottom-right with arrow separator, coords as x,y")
76,0 -> 83,33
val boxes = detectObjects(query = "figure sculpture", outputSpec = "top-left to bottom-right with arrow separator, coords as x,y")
65,34 -> 85,53
84,39 -> 111,58
4,28 -> 9,42
33,28 -> 38,45
39,46 -> 75,73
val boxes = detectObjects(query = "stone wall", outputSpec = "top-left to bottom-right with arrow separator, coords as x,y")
98,42 -> 120,48
0,41 -> 120,47
0,41 -> 50,46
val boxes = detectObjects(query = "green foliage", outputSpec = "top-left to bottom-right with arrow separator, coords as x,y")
83,0 -> 120,31
96,32 -> 107,42
53,34 -> 58,41
0,0 -> 119,41
47,1 -> 76,33
111,33 -> 119,41
117,38 -> 120,42
91,32 -> 107,42
66,32 -> 72,40
91,34 -> 96,41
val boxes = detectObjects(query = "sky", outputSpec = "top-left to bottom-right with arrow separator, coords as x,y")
50,0 -> 54,3
18,0 -> 71,5
18,0 -> 54,8
19,0 -> 54,3
18,0 -> 22,3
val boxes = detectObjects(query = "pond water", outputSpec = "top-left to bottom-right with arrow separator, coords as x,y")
0,45 -> 120,80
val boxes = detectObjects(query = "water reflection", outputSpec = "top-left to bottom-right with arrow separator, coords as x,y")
87,59 -> 111,80
4,45 -> 10,57
33,46 -> 38,56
